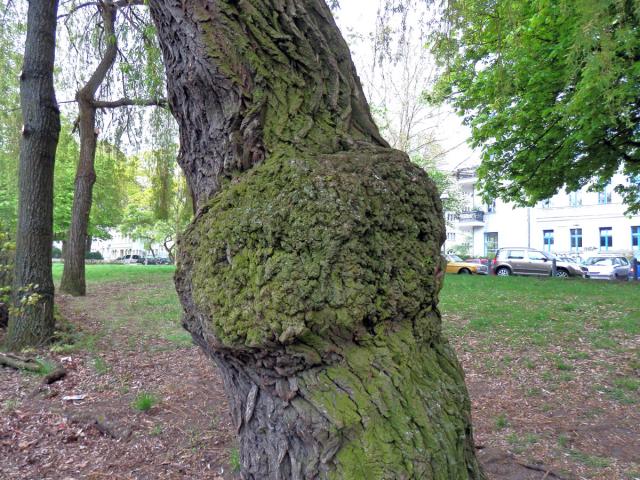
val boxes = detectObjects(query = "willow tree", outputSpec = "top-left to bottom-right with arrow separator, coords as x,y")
59,0 -> 166,296
150,1 -> 484,478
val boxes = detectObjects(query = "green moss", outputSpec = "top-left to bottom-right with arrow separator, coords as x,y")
182,149 -> 444,349
304,320 -> 478,479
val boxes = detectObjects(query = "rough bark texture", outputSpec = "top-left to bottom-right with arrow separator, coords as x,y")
150,1 -> 485,478
60,3 -> 117,296
0,245 -> 13,329
5,0 -> 60,350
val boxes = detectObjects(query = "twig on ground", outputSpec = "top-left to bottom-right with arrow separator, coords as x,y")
516,461 -> 565,479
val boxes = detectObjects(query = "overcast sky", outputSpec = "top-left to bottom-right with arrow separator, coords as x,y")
333,0 -> 479,171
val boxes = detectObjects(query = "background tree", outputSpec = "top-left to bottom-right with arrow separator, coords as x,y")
121,117 -> 191,261
430,0 -> 640,211
59,0 -> 166,296
5,0 -> 60,349
0,3 -> 23,233
150,0 -> 484,478
343,5 -> 466,216
53,123 -> 133,252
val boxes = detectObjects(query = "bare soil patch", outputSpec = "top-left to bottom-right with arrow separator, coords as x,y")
1,288 -> 237,480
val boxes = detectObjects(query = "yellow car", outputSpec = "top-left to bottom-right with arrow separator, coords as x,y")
445,254 -> 489,275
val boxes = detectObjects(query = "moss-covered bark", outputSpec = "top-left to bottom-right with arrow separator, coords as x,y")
176,149 -> 483,478
150,0 -> 485,478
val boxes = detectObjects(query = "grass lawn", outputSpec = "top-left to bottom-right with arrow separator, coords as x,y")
40,264 -> 639,479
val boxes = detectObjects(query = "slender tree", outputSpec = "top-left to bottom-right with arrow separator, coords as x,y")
5,0 -> 60,349
59,0 -> 166,296
151,1 -> 485,478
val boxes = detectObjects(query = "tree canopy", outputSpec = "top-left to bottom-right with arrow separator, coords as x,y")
431,0 -> 640,211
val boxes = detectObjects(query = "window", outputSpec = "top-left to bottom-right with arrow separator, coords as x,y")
486,200 -> 496,213
446,213 -> 457,222
484,232 -> 498,256
543,230 -> 554,251
599,227 -> 613,250
570,228 -> 583,251
632,226 -> 640,249
507,250 -> 525,259
528,250 -> 548,261
569,191 -> 582,207
447,232 -> 456,241
598,186 -> 611,205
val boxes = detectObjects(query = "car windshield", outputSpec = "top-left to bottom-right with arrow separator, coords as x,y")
447,255 -> 463,262
584,257 -> 612,266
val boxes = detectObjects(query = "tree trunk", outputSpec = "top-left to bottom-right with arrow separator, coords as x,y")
59,99 -> 97,296
85,234 -> 92,254
60,3 -> 117,296
5,0 -> 60,350
150,1 -> 485,478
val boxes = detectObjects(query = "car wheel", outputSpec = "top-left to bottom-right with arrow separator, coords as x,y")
555,269 -> 569,278
458,268 -> 471,275
496,267 -> 511,276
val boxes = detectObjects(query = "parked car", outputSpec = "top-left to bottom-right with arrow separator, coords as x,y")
120,254 -> 143,264
445,254 -> 489,275
582,255 -> 630,280
557,256 -> 581,265
464,258 -> 490,265
493,248 -> 587,278
143,256 -> 171,265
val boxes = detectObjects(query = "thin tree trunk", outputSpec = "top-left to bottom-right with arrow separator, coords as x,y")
5,0 -> 60,350
60,3 -> 117,296
151,1 -> 485,478
60,99 -> 97,295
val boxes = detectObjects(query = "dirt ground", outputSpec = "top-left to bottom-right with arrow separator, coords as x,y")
1,283 -> 638,479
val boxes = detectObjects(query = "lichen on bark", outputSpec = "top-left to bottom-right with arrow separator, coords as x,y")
175,148 -> 484,478
150,0 -> 485,477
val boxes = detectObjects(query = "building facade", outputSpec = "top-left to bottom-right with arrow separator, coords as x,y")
92,232 -> 148,260
445,168 -> 640,259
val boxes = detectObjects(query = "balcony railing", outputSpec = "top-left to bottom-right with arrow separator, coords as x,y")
458,210 -> 485,223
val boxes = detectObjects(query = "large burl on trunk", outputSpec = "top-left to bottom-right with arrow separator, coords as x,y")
150,1 -> 485,478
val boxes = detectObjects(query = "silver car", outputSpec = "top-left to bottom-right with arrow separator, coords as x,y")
582,256 -> 630,280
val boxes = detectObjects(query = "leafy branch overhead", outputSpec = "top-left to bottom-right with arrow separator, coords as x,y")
430,0 -> 640,212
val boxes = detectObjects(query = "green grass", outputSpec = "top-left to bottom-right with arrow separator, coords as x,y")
567,450 -> 612,468
34,358 -> 59,376
52,263 -> 175,286
132,392 -> 158,412
52,264 -> 184,353
494,413 -> 509,430
440,275 -> 640,348
230,448 -> 241,472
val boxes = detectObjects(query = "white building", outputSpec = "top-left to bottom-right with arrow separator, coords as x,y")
446,168 -> 640,259
92,232 -> 149,261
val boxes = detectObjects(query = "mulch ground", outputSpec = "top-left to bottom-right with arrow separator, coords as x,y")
1,284 -> 637,479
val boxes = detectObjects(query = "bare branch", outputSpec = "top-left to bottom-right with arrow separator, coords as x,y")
93,97 -> 167,109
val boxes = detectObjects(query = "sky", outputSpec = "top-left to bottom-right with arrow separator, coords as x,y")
333,0 -> 479,171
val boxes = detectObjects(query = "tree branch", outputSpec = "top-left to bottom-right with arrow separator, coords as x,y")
58,0 -> 145,20
93,97 -> 167,109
